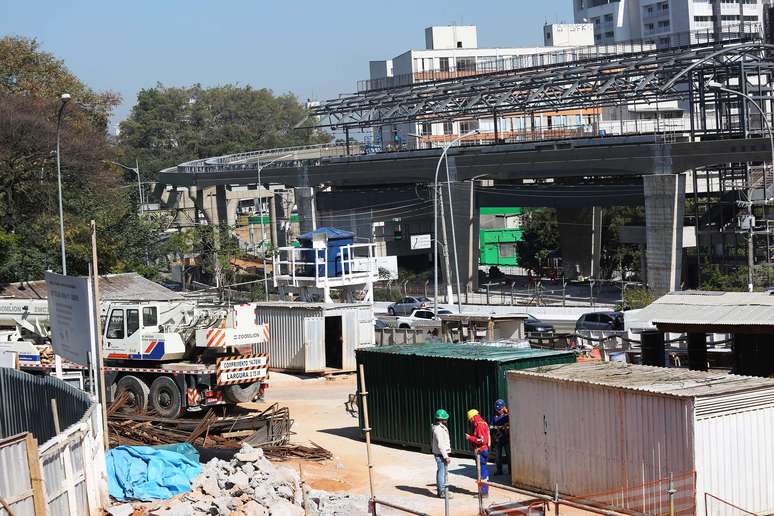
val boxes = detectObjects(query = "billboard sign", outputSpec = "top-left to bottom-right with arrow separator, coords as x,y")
45,272 -> 96,366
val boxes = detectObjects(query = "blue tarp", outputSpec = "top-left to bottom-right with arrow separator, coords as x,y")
106,445 -> 202,502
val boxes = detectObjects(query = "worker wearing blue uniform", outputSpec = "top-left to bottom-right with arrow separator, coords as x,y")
489,399 -> 510,476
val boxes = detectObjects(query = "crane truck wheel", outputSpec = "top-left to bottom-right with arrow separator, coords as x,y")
149,376 -> 183,419
223,381 -> 264,404
116,375 -> 149,415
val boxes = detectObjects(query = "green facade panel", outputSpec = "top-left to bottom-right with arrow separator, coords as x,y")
356,344 -> 575,454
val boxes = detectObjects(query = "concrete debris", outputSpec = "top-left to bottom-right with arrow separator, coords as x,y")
107,503 -> 135,516
155,501 -> 195,516
177,443 -> 369,516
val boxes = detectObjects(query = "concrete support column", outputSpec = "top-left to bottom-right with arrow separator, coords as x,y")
644,174 -> 685,295
186,185 -> 200,223
150,182 -> 166,206
686,332 -> 708,371
296,186 -> 317,234
215,185 -> 230,226
442,156 -> 479,298
557,207 -> 602,279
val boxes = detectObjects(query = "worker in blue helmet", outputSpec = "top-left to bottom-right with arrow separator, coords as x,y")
489,399 -> 510,476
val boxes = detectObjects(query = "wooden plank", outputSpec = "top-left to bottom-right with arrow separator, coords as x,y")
23,433 -> 47,516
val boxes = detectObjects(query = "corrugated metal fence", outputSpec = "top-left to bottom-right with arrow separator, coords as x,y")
0,369 -> 106,516
0,368 -> 91,444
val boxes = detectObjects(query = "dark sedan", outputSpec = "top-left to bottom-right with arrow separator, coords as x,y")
524,314 -> 555,334
575,311 -> 624,331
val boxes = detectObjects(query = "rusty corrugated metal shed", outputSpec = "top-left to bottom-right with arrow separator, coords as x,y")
0,273 -> 183,302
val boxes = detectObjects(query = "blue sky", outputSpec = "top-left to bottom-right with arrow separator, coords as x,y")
2,0 -> 572,131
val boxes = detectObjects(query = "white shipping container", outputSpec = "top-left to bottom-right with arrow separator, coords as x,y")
507,362 -> 774,515
253,302 -> 374,373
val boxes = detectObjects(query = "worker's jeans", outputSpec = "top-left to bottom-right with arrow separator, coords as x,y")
478,450 -> 489,496
434,454 -> 447,496
493,441 -> 509,475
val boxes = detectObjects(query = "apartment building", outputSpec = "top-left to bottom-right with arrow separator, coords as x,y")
367,25 -> 607,150
574,0 -> 764,46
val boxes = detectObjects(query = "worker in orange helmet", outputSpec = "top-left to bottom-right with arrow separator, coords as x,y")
465,409 -> 490,497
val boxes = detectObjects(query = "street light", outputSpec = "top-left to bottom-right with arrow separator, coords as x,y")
707,80 -> 774,292
255,153 -> 294,301
412,128 -> 480,316
107,160 -> 144,214
255,153 -> 294,253
56,93 -> 71,275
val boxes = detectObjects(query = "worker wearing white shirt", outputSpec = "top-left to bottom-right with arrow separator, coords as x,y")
431,408 -> 452,498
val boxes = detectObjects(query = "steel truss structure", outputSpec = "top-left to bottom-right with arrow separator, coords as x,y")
312,32 -> 774,132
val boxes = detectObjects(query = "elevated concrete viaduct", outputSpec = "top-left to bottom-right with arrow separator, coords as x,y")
156,34 -> 774,295
157,135 -> 771,295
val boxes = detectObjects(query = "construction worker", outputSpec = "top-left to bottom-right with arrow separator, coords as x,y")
465,409 -> 490,497
490,399 -> 510,476
431,409 -> 452,498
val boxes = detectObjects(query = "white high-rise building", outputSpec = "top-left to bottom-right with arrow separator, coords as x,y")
367,25 -> 621,150
574,0 -> 764,46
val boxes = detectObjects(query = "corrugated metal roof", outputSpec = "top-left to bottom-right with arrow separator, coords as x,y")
0,273 -> 184,302
439,313 -> 528,321
252,301 -> 372,310
509,361 -> 774,398
635,290 -> 774,327
359,342 -> 574,363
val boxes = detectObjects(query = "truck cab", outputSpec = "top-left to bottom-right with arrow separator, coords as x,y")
103,302 -> 186,362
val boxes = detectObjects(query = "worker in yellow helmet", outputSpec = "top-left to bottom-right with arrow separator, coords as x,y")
465,409 -> 490,497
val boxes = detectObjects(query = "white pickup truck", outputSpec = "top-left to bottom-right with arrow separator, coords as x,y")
395,308 -> 452,330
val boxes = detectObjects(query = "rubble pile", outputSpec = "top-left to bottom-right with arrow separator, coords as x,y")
151,444 -> 368,516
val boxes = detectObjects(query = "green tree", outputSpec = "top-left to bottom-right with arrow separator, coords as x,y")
0,36 -> 160,283
118,84 -> 331,176
516,208 -> 559,274
0,36 -> 119,130
600,206 -> 645,280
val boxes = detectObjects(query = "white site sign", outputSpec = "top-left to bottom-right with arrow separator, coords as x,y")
45,272 -> 97,366
411,234 -> 431,250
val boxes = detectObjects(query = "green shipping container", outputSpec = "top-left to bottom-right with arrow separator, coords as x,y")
356,343 -> 576,455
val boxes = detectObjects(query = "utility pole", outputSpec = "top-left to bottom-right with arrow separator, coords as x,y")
438,185 -> 454,304
56,93 -> 71,275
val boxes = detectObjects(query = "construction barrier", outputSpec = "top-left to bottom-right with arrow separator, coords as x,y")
566,471 -> 696,516
0,368 -> 107,516
374,327 -> 428,346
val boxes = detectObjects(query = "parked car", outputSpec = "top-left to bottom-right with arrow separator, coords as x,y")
396,308 -> 453,329
388,296 -> 432,316
524,314 -> 555,334
575,311 -> 624,331
374,319 -> 390,330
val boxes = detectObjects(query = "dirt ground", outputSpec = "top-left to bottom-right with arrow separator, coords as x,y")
244,372 -> 588,516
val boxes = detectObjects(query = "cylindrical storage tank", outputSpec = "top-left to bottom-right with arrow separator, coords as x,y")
640,330 -> 666,367
356,343 -> 575,454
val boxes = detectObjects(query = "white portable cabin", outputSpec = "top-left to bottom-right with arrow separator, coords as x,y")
253,302 -> 374,373
507,361 -> 774,515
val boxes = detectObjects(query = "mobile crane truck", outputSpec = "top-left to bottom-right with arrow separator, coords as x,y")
0,298 -> 270,418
